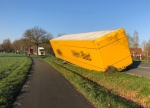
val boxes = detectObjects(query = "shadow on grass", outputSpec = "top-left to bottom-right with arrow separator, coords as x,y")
55,62 -> 143,108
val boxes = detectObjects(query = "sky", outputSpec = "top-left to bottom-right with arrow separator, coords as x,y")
0,0 -> 150,44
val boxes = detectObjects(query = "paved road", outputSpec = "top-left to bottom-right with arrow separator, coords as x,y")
124,61 -> 150,78
13,58 -> 94,108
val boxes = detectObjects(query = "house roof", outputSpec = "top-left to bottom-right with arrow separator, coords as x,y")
130,48 -> 142,54
52,28 -> 123,41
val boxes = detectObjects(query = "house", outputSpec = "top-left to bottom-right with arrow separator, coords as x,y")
130,48 -> 142,57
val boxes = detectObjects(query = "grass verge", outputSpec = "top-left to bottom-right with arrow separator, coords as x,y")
0,53 -> 26,57
40,56 -> 150,108
0,55 -> 32,108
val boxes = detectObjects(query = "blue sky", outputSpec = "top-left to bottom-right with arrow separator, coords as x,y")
0,0 -> 150,44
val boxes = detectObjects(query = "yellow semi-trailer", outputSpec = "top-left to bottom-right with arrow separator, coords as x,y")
50,28 -> 132,72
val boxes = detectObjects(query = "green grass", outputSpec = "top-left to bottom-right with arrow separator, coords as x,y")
40,56 -> 150,108
0,57 -> 28,80
0,52 -> 26,57
140,60 -> 150,63
132,59 -> 150,63
0,53 -> 32,108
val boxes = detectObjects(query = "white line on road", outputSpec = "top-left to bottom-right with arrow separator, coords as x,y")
130,65 -> 150,69
138,66 -> 150,69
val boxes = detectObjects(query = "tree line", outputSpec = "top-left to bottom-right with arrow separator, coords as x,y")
0,28 -> 150,58
127,30 -> 150,59
0,26 -> 55,56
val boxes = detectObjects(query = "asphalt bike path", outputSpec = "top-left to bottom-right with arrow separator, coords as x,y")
13,57 -> 94,108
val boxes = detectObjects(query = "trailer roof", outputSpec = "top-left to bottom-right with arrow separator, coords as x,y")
52,28 -> 122,40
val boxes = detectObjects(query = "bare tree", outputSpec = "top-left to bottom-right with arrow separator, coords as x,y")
57,33 -> 66,37
146,40 -> 150,59
20,37 -> 33,53
12,39 -> 21,53
133,30 -> 139,48
141,39 -> 150,60
0,44 -> 2,52
141,40 -> 148,52
42,33 -> 53,54
23,26 -> 48,57
126,33 -> 133,48
2,38 -> 12,52
127,31 -> 140,56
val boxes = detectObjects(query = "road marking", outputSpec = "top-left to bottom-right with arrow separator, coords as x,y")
126,73 -> 142,77
126,73 -> 150,79
138,66 -> 150,69
130,65 -> 150,69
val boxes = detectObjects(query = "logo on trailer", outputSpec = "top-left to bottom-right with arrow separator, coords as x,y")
56,49 -> 63,56
71,50 -> 92,61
